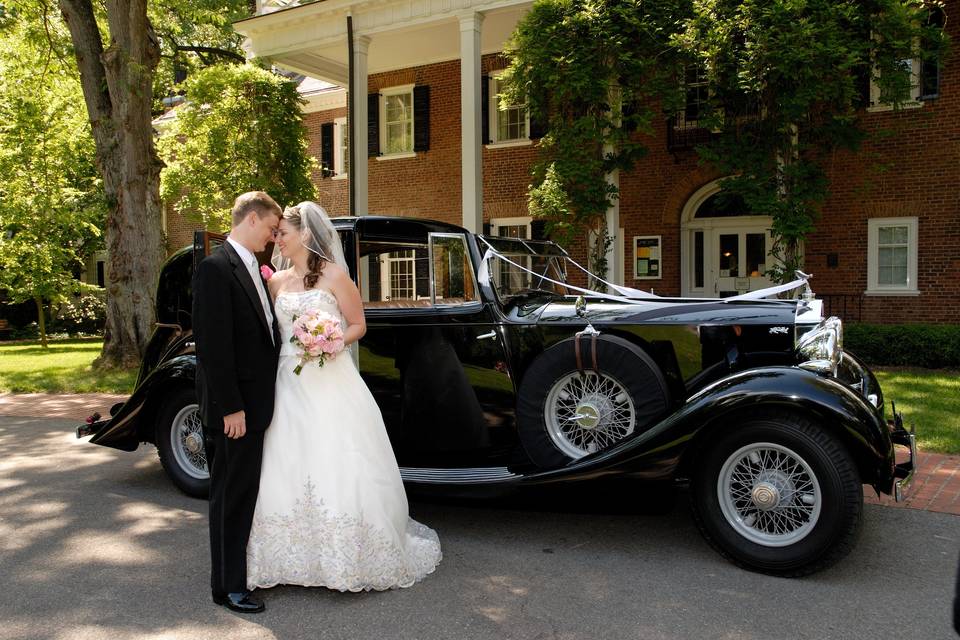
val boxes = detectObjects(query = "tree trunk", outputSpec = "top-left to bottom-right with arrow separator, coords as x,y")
34,297 -> 48,349
59,0 -> 165,370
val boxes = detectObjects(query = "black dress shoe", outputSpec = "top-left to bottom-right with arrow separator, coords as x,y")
212,591 -> 265,613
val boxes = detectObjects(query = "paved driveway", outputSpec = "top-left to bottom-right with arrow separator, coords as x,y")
1,415 -> 957,640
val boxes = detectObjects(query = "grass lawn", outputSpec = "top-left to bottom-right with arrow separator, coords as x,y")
874,367 -> 960,455
0,339 -> 137,394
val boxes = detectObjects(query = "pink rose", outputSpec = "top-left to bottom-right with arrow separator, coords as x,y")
260,264 -> 274,281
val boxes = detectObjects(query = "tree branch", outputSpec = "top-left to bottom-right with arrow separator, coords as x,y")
176,45 -> 245,63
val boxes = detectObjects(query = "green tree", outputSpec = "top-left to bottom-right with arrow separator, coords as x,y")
54,0 -> 248,368
505,0 -> 947,286
502,0 -> 690,288
675,0 -> 948,281
159,63 -> 316,231
0,2 -> 105,346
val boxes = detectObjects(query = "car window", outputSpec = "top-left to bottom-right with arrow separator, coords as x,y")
359,241 -> 432,309
430,233 -> 479,306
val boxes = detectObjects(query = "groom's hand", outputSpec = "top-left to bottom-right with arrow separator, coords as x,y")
223,410 -> 247,439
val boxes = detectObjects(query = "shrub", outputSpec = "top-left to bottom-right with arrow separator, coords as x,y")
845,324 -> 960,369
51,292 -> 106,336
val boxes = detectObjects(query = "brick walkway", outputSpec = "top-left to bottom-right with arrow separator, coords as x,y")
1,392 -> 958,516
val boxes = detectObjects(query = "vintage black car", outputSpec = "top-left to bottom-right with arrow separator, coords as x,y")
79,216 -> 916,576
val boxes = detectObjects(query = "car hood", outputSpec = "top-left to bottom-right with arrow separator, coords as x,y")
511,295 -> 803,327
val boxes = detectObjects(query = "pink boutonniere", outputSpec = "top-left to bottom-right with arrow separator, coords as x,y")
260,264 -> 274,281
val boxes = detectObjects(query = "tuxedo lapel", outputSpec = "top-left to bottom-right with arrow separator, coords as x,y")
222,242 -> 272,341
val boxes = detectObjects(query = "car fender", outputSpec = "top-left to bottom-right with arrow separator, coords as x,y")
522,366 -> 892,488
89,355 -> 197,451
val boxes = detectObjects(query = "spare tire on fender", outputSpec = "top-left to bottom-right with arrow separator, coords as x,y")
516,333 -> 672,469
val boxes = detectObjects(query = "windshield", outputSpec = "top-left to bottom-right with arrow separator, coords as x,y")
477,236 -> 569,302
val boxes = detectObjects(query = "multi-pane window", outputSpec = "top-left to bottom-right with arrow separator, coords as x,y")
387,249 -> 415,299
877,225 -> 909,286
491,77 -> 528,143
382,88 -> 414,155
867,217 -> 918,294
683,64 -> 709,125
334,117 -> 348,176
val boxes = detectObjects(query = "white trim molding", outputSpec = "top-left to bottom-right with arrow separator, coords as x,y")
866,216 -> 920,296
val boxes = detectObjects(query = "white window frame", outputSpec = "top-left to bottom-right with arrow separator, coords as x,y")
866,216 -> 919,296
487,75 -> 531,148
868,37 -> 924,112
379,249 -> 417,301
333,117 -> 348,179
378,84 -> 416,160
489,216 -> 532,238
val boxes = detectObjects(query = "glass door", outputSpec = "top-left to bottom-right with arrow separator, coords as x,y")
713,228 -> 773,297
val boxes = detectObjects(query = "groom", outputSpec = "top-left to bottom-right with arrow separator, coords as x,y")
193,191 -> 282,613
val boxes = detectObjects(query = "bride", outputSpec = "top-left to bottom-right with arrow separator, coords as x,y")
246,201 -> 441,592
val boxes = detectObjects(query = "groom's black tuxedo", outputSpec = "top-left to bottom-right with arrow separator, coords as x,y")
193,240 -> 280,597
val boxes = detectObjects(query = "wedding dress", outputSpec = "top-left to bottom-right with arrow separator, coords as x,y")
246,288 -> 442,592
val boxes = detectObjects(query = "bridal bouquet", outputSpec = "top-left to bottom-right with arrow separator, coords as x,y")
289,309 -> 345,375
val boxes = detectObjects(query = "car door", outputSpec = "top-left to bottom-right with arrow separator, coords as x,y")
357,231 -> 516,469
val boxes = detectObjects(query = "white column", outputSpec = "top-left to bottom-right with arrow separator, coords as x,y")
459,12 -> 484,233
604,168 -> 622,285
351,34 -> 371,216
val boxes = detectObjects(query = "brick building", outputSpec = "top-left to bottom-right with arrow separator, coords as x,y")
163,0 -> 960,324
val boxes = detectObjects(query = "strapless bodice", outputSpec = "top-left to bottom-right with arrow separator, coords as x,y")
274,289 -> 341,356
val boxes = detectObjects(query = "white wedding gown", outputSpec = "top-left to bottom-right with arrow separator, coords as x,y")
246,288 -> 442,592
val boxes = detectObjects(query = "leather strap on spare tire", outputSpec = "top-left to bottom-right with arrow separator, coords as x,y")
516,334 -> 672,469
573,331 -> 600,375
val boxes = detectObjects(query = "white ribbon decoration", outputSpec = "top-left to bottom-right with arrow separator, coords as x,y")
477,244 -> 811,305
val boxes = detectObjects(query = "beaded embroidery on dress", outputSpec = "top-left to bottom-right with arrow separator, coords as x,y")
246,288 -> 441,592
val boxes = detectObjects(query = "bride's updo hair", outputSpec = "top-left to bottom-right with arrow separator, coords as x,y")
282,205 -> 327,290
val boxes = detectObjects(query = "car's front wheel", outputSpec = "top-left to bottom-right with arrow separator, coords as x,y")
155,387 -> 210,498
691,411 -> 862,577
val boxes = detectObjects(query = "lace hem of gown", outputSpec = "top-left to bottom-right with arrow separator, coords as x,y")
246,479 -> 442,592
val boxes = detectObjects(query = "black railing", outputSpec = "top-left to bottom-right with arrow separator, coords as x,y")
666,114 -> 715,151
817,293 -> 864,323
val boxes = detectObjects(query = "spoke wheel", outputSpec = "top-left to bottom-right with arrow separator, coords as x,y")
170,404 -> 208,480
545,371 -> 636,459
691,411 -> 863,577
156,387 -> 211,498
717,442 -> 821,547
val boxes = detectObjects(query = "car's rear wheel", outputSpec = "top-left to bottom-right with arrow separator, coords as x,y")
691,411 -> 862,576
156,387 -> 210,498
516,334 -> 671,468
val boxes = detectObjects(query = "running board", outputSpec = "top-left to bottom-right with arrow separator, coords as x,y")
399,467 -> 520,484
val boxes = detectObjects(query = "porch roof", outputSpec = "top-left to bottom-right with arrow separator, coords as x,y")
234,0 -> 531,85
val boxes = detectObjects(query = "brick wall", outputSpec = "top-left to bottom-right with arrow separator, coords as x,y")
167,5 -> 959,323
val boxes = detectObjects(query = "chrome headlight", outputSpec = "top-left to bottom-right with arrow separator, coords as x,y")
796,316 -> 843,375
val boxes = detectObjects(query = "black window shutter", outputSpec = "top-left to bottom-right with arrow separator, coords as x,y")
367,93 -> 380,157
919,8 -> 944,100
320,122 -> 334,177
854,64 -> 871,108
622,100 -> 638,133
529,111 -> 548,140
413,85 -> 430,152
481,75 -> 491,144
531,219 -> 548,240
482,222 -> 492,235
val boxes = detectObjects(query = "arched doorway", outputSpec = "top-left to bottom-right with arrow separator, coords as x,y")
680,181 -> 775,297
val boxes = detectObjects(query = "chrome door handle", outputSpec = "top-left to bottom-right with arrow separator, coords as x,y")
476,331 -> 497,341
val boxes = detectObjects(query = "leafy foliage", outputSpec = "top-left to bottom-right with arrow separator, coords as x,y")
675,0 -> 948,281
505,0 -> 948,284
503,0 -> 689,286
0,1 -> 105,346
159,63 -> 317,231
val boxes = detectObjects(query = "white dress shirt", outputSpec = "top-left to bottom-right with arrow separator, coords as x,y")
227,237 -> 274,341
